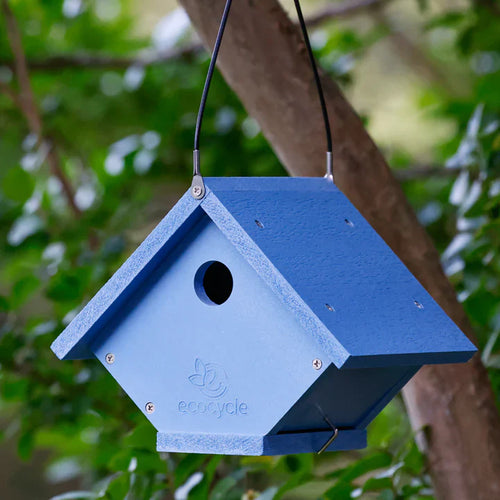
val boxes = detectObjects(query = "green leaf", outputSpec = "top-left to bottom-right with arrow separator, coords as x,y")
123,422 -> 157,450
274,472 -> 313,500
2,377 -> 29,400
0,295 -> 9,312
377,490 -> 395,500
282,453 -> 314,474
323,481 -> 354,500
104,472 -> 130,500
328,452 -> 392,482
2,166 -> 35,203
188,456 -> 222,499
18,430 -> 35,461
11,275 -> 40,308
46,270 -> 89,302
174,454 -> 208,488
401,442 -> 424,475
424,12 -> 465,30
209,468 -> 246,500
362,477 -> 393,492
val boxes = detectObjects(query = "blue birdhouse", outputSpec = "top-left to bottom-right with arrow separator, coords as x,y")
52,177 -> 476,455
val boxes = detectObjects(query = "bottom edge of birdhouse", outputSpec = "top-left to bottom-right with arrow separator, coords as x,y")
156,429 -> 367,455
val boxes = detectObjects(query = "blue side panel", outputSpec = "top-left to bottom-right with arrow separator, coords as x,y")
356,366 -> 419,428
157,429 -> 367,456
203,177 -> 476,368
92,215 -> 327,438
51,192 -> 202,360
270,364 -> 419,434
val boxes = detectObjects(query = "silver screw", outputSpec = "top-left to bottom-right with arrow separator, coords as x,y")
192,186 -> 202,198
145,402 -> 155,414
312,358 -> 323,370
105,353 -> 115,365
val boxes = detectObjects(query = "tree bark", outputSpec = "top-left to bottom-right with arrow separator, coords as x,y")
178,1 -> 500,499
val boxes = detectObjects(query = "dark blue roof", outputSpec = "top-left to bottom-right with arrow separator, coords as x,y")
52,177 -> 476,368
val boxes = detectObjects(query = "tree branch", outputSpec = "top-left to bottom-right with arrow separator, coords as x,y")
0,0 -> 81,217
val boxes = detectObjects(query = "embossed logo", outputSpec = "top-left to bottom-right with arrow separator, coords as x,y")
188,358 -> 228,399
179,358 -> 248,418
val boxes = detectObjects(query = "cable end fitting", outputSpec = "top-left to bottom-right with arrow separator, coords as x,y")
191,174 -> 206,200
191,150 -> 206,200
193,149 -> 201,176
324,151 -> 334,183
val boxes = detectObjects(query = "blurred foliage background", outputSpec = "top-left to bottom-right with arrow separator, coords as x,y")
0,0 -> 499,498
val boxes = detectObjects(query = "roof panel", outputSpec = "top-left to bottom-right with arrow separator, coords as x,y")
203,177 -> 476,368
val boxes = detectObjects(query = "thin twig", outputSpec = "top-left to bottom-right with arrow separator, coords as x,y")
0,0 -> 81,216
394,164 -> 462,181
1,0 -> 42,133
307,0 -> 394,28
19,43 -> 203,71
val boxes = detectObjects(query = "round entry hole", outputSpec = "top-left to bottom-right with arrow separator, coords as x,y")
195,261 -> 233,305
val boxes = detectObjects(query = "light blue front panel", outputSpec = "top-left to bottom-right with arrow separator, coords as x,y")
92,214 -> 325,436
203,177 -> 475,368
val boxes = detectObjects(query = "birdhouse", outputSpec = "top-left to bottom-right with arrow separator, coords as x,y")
51,177 -> 476,455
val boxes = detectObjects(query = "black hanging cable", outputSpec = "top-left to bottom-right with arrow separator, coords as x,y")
191,0 -> 233,199
191,0 -> 333,200
293,0 -> 333,180
193,0 -> 233,164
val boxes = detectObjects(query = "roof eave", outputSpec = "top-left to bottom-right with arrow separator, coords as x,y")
340,347 -> 477,370
51,191 -> 204,360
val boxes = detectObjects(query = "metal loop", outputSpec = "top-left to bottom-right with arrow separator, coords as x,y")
318,419 -> 339,455
315,404 -> 339,454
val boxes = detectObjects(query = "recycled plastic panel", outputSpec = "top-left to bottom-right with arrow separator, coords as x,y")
92,214 -> 329,439
202,177 -> 476,369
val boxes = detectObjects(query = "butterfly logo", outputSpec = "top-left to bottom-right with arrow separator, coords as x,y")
188,358 -> 228,399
